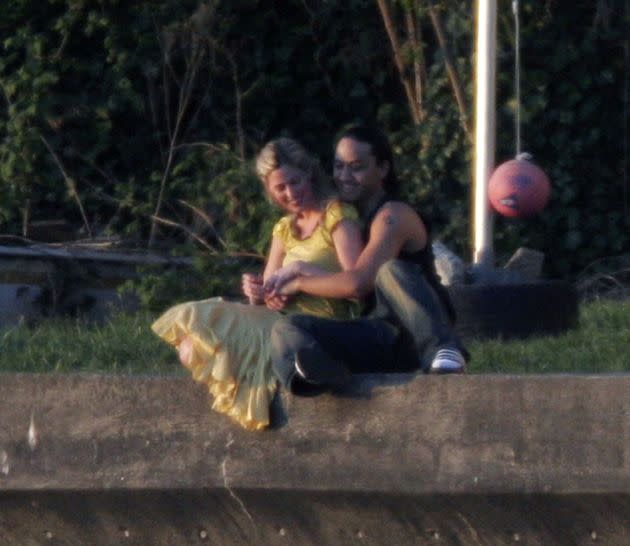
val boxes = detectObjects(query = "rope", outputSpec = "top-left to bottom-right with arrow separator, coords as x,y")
513,0 -> 521,156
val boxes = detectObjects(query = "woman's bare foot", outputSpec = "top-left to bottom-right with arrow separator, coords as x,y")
177,336 -> 194,367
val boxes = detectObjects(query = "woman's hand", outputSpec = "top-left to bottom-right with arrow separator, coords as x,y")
264,293 -> 289,311
241,273 -> 264,305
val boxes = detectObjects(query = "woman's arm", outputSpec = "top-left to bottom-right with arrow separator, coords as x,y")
262,235 -> 290,310
263,235 -> 286,282
264,217 -> 363,294
331,217 -> 363,270
241,235 -> 287,307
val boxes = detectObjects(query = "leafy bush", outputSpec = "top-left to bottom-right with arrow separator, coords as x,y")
0,0 -> 628,295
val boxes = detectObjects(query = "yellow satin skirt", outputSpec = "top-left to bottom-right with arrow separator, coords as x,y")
151,297 -> 280,431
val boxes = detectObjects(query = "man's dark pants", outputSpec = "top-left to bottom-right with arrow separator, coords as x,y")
270,259 -> 463,391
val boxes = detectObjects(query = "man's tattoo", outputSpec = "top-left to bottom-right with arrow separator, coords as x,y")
384,215 -> 396,226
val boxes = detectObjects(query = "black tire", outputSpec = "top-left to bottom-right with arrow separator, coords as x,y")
447,280 -> 578,341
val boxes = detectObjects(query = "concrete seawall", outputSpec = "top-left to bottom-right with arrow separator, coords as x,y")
1,373 -> 629,545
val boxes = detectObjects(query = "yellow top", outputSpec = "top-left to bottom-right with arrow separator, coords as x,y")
272,200 -> 359,319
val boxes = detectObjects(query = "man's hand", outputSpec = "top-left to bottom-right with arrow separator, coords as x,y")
241,273 -> 264,305
264,261 -> 303,297
274,277 -> 301,296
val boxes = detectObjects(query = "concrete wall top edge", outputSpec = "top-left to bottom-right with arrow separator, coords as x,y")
1,373 -> 628,494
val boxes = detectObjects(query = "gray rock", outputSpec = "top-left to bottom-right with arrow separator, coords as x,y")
432,241 -> 466,285
504,247 -> 544,281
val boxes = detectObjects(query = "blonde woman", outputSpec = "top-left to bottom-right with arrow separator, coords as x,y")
151,138 -> 362,430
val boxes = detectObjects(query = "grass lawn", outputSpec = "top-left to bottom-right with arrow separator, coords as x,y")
0,312 -> 177,375
0,299 -> 628,374
467,298 -> 630,373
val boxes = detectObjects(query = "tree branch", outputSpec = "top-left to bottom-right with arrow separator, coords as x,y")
39,134 -> 93,238
427,3 -> 472,139
405,2 -> 425,121
376,0 -> 422,125
149,32 -> 206,248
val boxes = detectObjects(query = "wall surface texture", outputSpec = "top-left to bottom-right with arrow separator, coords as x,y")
0,373 -> 628,545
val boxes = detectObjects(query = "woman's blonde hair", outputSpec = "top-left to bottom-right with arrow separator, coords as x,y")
255,137 -> 335,202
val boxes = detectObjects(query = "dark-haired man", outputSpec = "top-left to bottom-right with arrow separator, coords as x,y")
266,126 -> 467,394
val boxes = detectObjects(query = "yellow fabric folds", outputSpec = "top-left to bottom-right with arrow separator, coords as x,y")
151,297 -> 280,431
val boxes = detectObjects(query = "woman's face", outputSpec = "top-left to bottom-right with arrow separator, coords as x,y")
266,165 -> 315,213
333,137 -> 388,203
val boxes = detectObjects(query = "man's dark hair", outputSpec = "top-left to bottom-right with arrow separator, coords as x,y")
336,125 -> 399,195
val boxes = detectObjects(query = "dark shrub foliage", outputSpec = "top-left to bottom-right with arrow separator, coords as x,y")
1,1 -> 628,308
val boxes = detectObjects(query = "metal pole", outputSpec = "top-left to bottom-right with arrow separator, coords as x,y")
473,0 -> 496,267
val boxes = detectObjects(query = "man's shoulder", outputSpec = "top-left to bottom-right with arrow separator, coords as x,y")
371,200 -> 421,224
366,200 -> 426,246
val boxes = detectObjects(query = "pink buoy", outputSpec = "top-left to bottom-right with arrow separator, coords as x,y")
488,154 -> 551,218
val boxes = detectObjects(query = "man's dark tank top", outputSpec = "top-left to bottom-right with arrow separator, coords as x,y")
361,196 -> 456,323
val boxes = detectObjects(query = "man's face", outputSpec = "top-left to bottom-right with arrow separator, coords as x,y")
333,137 -> 388,203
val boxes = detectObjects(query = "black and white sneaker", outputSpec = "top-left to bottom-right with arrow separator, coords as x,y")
429,347 -> 466,374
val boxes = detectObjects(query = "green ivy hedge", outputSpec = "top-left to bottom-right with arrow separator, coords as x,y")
1,0 -> 628,309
